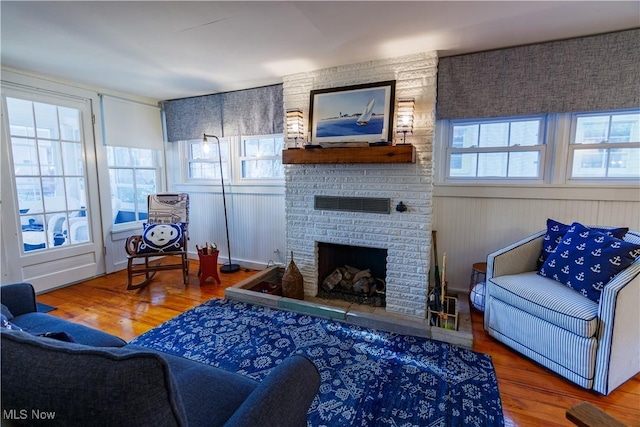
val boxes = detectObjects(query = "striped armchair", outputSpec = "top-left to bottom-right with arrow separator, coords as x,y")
484,229 -> 640,395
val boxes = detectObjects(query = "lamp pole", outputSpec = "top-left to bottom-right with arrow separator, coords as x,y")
203,134 -> 240,273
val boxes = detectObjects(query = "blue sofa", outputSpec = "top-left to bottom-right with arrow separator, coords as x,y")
1,283 -> 320,426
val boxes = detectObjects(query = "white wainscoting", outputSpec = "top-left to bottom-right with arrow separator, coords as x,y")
108,190 -> 286,273
432,196 -> 640,293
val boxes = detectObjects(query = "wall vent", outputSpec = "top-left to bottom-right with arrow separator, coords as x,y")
314,196 -> 390,214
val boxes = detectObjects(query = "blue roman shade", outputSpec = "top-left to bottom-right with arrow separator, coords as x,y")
437,29 -> 640,119
163,84 -> 284,142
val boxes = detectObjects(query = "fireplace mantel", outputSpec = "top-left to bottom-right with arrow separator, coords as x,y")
282,144 -> 415,164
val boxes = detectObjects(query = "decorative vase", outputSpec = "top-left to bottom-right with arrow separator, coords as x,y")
282,251 -> 304,300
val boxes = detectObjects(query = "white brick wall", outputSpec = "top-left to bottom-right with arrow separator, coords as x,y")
283,52 -> 437,318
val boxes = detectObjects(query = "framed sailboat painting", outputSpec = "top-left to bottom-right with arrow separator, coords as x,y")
309,80 -> 396,147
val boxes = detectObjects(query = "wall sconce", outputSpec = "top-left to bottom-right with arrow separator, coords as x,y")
286,108 -> 304,149
396,98 -> 415,145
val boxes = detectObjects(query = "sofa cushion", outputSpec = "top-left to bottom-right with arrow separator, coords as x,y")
489,271 -> 599,338
1,329 -> 187,427
11,312 -> 126,347
137,222 -> 185,254
1,303 -> 14,320
539,222 -> 640,303
127,345 -> 259,427
537,219 -> 628,267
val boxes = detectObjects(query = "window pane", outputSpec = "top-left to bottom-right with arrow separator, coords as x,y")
7,97 -> 36,137
34,102 -> 59,140
15,177 -> 42,210
449,153 -> 477,177
43,178 -> 66,211
135,169 -> 156,210
607,148 -> 640,177
12,138 -> 40,175
452,125 -> 478,148
510,121 -> 541,146
508,151 -> 539,177
478,152 -> 507,176
58,106 -> 81,141
62,142 -> 84,175
39,140 -> 62,176
610,114 -> 640,143
575,116 -> 609,144
572,149 -> 607,177
479,123 -> 509,147
242,159 -> 284,179
132,148 -> 155,167
259,138 -> 277,156
65,177 -> 86,209
244,139 -> 260,156
114,147 -> 132,166
46,213 -> 68,247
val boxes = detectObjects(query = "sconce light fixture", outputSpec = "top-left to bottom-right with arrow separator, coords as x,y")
202,133 -> 240,273
286,108 -> 304,149
396,98 -> 415,144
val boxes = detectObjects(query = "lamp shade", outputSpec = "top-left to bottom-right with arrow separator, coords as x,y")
396,98 -> 415,133
286,109 -> 304,139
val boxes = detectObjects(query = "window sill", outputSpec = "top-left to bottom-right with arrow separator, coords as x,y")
433,183 -> 639,201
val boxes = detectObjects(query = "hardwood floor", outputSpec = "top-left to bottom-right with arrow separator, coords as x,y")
36,261 -> 640,427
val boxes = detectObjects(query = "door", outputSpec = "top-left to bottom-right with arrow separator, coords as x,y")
1,87 -> 105,292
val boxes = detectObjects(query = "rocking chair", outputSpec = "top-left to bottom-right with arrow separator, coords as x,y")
125,193 -> 189,290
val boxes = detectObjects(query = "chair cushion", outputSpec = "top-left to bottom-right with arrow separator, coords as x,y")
539,222 -> 640,303
1,329 -> 187,427
489,271 -> 599,338
537,219 -> 628,267
137,222 -> 185,254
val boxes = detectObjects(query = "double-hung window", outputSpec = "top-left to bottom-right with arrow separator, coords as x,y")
107,147 -> 160,224
446,116 -> 546,180
568,110 -> 640,180
186,138 -> 231,180
239,135 -> 285,180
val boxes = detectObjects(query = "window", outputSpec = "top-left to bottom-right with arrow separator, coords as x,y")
186,138 -> 230,180
569,110 -> 640,179
439,109 -> 640,186
6,96 -> 91,251
107,147 -> 160,224
446,116 -> 545,180
239,135 -> 285,180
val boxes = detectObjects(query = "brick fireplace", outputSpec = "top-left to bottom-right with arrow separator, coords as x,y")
282,52 -> 437,319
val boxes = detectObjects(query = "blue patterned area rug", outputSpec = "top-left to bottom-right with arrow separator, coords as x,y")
131,299 -> 504,427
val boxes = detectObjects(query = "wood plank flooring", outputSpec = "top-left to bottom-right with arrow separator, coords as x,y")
35,261 -> 640,427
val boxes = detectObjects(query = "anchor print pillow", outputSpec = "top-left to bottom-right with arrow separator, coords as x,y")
538,222 -> 640,303
137,222 -> 185,254
537,218 -> 628,268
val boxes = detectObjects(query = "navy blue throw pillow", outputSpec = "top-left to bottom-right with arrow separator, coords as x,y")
537,219 -> 628,268
137,222 -> 185,254
539,222 -> 640,303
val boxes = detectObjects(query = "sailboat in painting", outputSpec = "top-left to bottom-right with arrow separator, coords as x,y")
356,98 -> 375,126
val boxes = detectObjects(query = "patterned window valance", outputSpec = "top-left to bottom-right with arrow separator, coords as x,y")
163,84 -> 283,142
436,29 -> 640,119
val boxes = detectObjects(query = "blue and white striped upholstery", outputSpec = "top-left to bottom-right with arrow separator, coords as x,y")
485,229 -> 640,395
490,271 -> 598,337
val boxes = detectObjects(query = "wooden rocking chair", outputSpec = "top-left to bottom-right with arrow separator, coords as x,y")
125,193 -> 189,290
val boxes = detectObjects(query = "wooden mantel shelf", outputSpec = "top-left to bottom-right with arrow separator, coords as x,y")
282,144 -> 415,164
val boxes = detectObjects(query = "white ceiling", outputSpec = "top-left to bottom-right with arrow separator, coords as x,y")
2,1 -> 639,101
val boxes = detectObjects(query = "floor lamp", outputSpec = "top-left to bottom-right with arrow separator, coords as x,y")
203,134 -> 240,273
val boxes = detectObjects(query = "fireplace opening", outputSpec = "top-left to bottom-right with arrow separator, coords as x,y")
317,242 -> 387,307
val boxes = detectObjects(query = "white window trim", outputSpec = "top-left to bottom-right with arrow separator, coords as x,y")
237,134 -> 285,185
434,111 -> 640,201
565,109 -> 640,184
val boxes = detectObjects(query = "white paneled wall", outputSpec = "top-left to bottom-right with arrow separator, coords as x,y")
109,190 -> 286,272
433,196 -> 640,294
